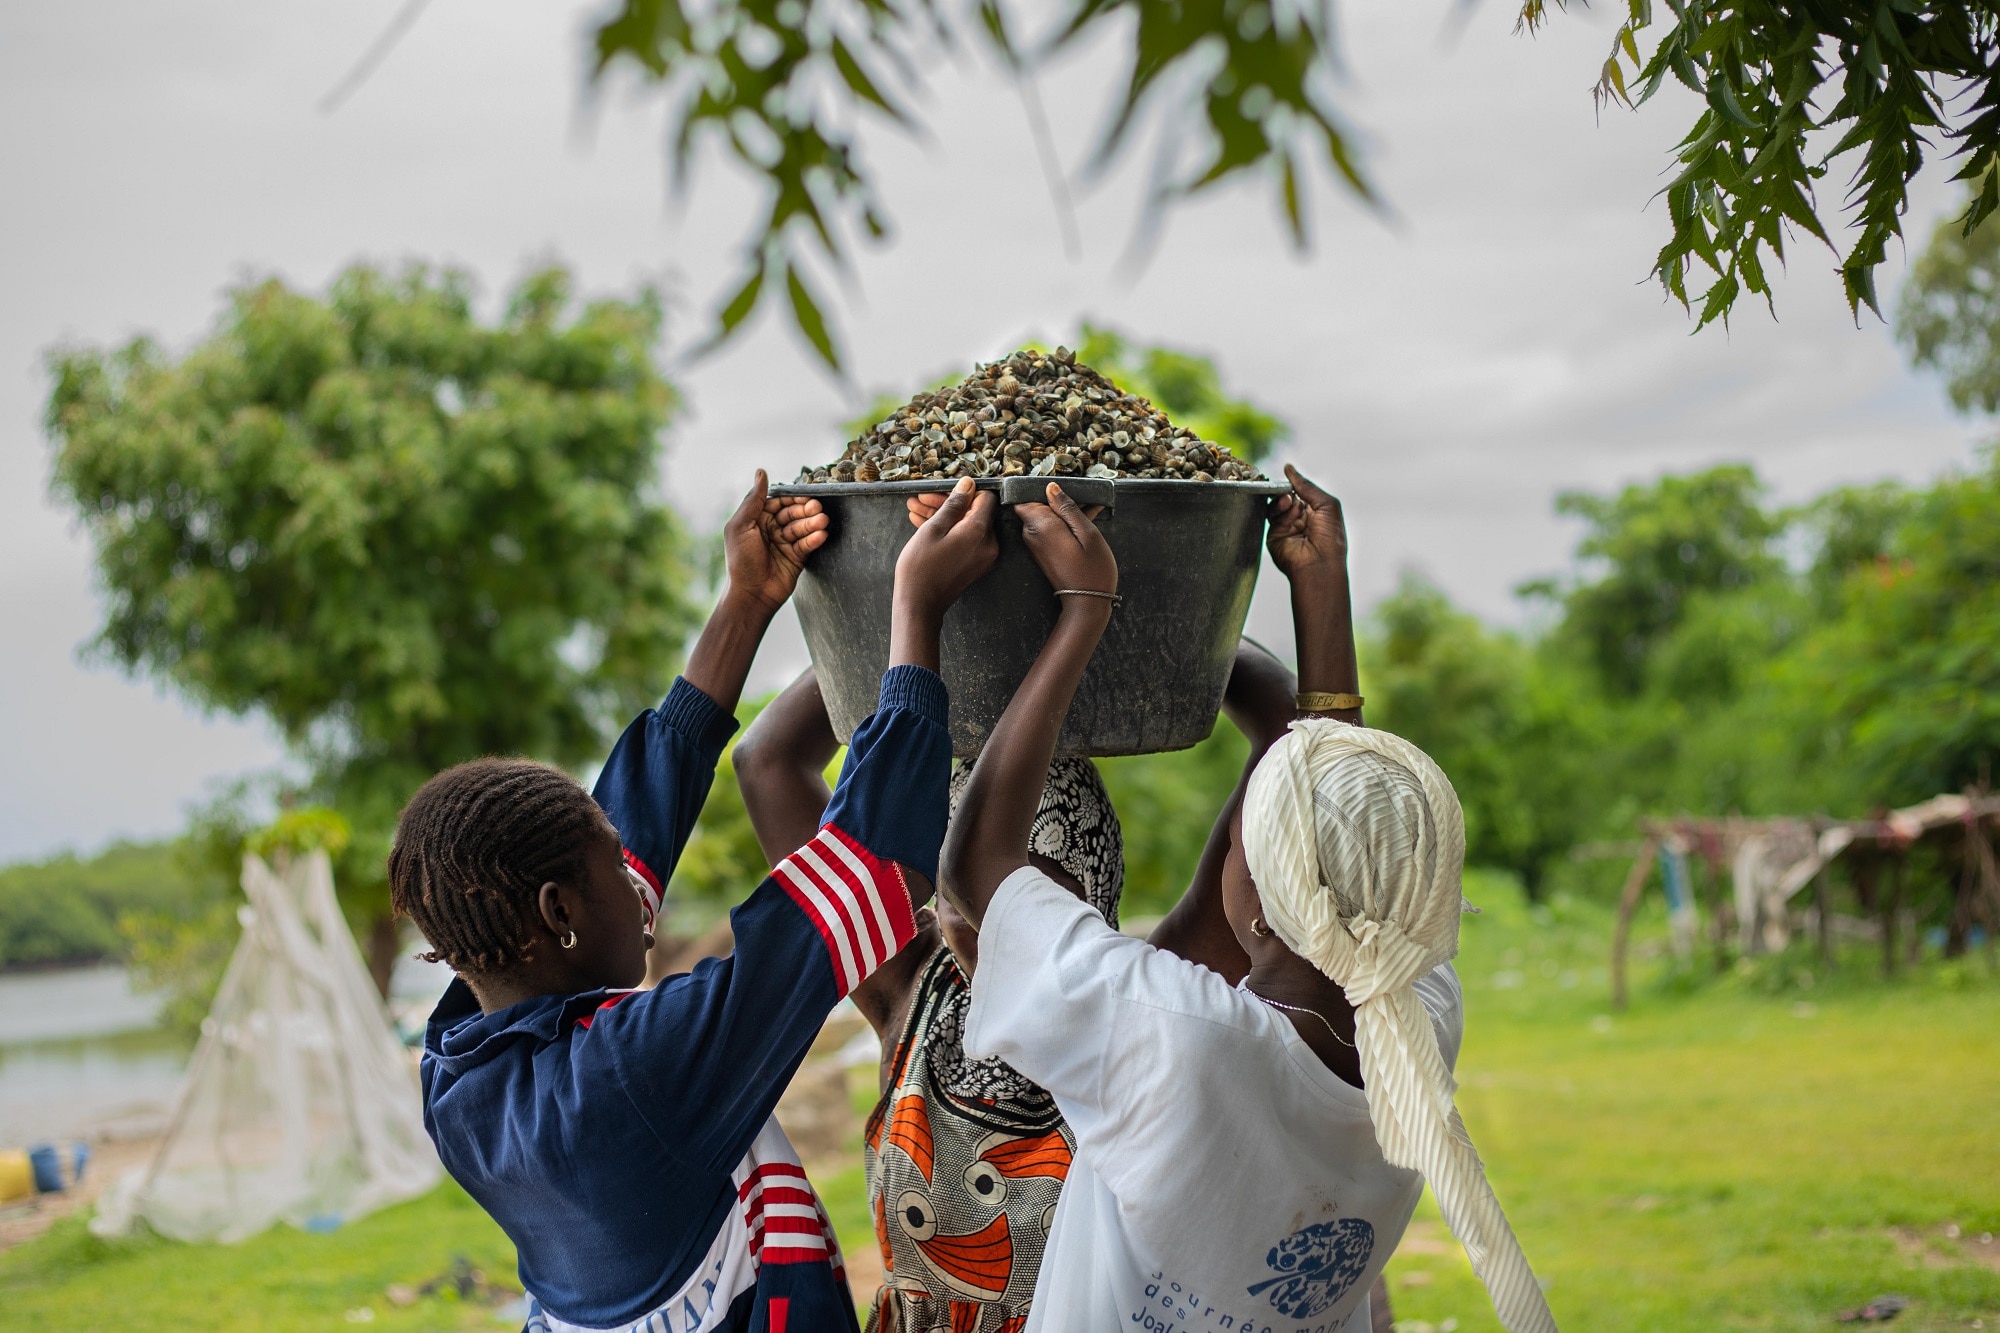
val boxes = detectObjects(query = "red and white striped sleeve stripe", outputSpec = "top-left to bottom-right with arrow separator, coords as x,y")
739,1164 -> 835,1266
622,848 -> 662,919
770,824 -> 917,997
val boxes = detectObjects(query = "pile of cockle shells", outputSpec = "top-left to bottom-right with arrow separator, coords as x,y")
794,346 -> 1265,485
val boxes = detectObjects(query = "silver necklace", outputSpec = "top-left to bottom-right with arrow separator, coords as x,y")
1250,990 -> 1355,1049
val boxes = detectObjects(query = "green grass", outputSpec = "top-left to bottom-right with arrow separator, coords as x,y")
1384,875 -> 2000,1332
0,1180 -> 517,1330
3,874 -> 1994,1330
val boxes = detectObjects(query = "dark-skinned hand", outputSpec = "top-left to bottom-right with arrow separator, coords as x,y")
724,469 -> 830,612
1265,463 -> 1347,583
907,487 -> 1104,529
895,476 -> 1000,618
1016,482 -> 1118,599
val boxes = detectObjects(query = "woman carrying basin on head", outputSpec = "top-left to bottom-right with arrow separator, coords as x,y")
940,467 -> 1558,1333
737,490 -> 1169,1333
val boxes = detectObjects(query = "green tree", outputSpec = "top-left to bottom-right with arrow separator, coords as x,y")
1528,0 -> 2000,328
1900,198 -> 2000,414
45,263 -> 700,993
1363,574 -> 1602,895
1098,725 -> 1252,918
578,0 -> 2000,362
1798,481 -> 1915,617
0,841 -> 199,969
1794,455 -> 2000,801
590,0 -> 1370,370
1535,465 -> 1781,697
661,699 -> 793,919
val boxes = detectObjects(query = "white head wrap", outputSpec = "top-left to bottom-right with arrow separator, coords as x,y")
1242,719 -> 1557,1333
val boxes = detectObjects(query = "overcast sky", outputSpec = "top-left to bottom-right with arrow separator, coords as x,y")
0,0 -> 1985,864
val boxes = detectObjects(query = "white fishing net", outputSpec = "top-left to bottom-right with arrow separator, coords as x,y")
93,850 -> 439,1242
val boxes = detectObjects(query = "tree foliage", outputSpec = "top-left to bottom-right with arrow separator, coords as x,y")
1535,464 -> 1781,696
44,263 -> 700,974
1099,723 -> 1253,917
591,0 -> 1368,371
1363,452 -> 1998,902
117,804 -> 366,1035
1900,193 -> 2000,411
0,841 -> 202,969
588,0 -> 2000,361
1364,576 -> 1603,893
1527,0 -> 2000,328
1794,463 -> 2000,797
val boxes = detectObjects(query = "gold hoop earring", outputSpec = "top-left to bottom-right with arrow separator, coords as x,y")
560,930 -> 578,950
1251,916 -> 1272,938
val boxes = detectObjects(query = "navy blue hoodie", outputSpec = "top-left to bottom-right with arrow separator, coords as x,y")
421,666 -> 951,1333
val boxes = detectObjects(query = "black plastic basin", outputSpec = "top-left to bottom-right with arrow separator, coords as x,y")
768,477 -> 1288,757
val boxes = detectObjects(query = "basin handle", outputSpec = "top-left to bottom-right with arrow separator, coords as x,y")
997,476 -> 1115,512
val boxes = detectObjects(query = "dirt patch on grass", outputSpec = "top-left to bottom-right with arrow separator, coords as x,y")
1890,1225 -> 2000,1274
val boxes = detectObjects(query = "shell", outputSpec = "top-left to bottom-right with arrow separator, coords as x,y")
805,348 -> 1265,484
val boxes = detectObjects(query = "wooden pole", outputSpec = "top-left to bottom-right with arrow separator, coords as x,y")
1978,815 -> 2000,967
1884,852 -> 1905,979
1704,833 -> 1730,974
1908,851 -> 1926,970
1949,818 -> 1978,959
1814,870 -> 1834,968
1812,817 -> 1834,969
1611,837 -> 1659,1011
1976,808 -> 2000,964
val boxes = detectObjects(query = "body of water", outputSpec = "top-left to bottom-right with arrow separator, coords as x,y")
0,954 -> 453,1147
0,965 -> 186,1144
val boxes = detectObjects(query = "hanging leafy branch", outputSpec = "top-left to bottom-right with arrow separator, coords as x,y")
1522,0 -> 2000,327
593,0 -> 1365,371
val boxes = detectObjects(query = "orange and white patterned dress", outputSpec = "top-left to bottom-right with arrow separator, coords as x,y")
861,947 -> 1076,1333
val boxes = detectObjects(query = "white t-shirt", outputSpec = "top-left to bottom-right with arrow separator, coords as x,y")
963,866 -> 1464,1333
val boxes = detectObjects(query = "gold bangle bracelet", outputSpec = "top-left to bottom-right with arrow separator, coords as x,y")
1296,691 -> 1363,712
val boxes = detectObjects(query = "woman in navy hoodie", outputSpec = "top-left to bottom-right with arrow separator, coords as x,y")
390,473 -> 1000,1333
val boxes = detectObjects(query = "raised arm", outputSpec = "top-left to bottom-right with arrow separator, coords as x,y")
599,480 -> 996,1175
736,667 -> 941,1041
1147,464 -> 1359,980
785,476 -> 998,912
594,471 -> 827,905
684,470 -> 831,713
940,485 -> 1117,927
1146,640 -> 1295,978
734,669 -> 840,867
1272,464 -> 1363,727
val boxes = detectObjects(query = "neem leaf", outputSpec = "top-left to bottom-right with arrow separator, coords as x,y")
719,258 -> 767,337
786,265 -> 842,372
830,38 -> 908,125
1960,168 -> 2000,234
1281,153 -> 1305,246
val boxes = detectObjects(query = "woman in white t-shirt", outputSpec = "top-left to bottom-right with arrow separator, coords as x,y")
940,470 -> 1557,1333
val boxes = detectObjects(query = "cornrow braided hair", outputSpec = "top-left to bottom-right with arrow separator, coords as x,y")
388,757 -> 616,975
